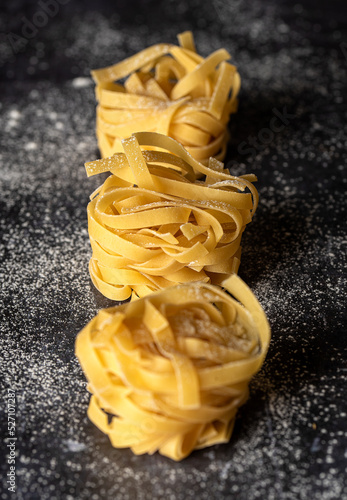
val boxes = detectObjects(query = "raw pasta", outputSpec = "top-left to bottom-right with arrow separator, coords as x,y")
92,31 -> 240,165
75,274 -> 271,461
85,132 -> 258,301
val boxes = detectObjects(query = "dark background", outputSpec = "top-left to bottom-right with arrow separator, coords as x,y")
0,1 -> 346,499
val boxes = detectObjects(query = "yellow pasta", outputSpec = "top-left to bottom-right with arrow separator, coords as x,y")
92,32 -> 240,165
75,274 -> 271,461
85,132 -> 258,301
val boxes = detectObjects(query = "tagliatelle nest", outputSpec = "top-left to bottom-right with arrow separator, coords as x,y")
91,31 -> 240,165
85,132 -> 258,301
75,275 -> 271,461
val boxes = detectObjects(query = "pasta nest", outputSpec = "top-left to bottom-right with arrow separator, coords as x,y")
75,275 -> 270,461
85,132 -> 258,301
92,31 -> 240,165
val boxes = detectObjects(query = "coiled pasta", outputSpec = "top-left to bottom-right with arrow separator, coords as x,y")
85,132 -> 258,301
92,31 -> 240,165
75,274 -> 271,461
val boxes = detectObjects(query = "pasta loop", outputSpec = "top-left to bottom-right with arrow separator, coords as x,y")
75,275 -> 271,461
85,132 -> 258,301
92,32 -> 240,165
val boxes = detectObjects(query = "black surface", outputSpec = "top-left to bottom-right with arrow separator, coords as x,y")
0,1 -> 347,499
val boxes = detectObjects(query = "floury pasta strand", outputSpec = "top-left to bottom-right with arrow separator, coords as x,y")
85,132 -> 258,301
75,275 -> 271,461
91,31 -> 240,165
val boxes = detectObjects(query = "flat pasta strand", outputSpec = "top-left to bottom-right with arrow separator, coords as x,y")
75,275 -> 271,461
85,132 -> 258,301
91,32 -> 240,166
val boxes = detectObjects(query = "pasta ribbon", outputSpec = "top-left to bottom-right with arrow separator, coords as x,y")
92,32 -> 240,165
75,275 -> 271,461
85,132 -> 258,301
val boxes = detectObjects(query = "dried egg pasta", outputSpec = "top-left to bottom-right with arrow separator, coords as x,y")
85,132 -> 258,301
92,32 -> 240,165
75,274 -> 271,461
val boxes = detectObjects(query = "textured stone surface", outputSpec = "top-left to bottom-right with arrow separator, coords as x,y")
0,0 -> 346,499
